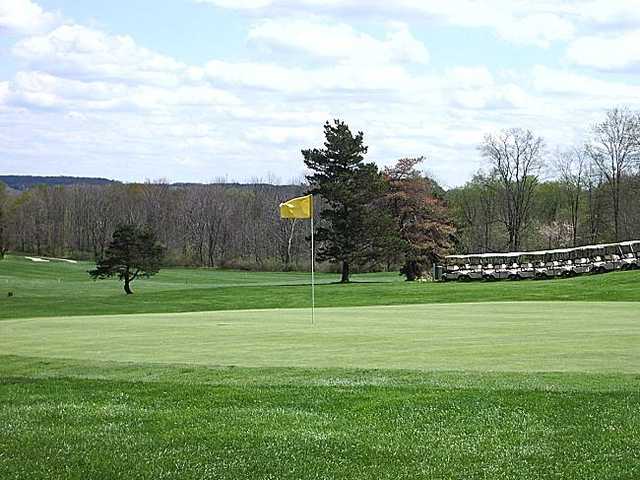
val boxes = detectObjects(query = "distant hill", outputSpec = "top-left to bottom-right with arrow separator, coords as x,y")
0,175 -> 118,191
0,181 -> 19,196
0,175 -> 447,197
0,176 -> 306,192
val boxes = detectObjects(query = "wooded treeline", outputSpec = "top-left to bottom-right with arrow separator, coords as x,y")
450,108 -> 640,253
1,108 -> 639,275
449,170 -> 640,253
0,181 -> 314,270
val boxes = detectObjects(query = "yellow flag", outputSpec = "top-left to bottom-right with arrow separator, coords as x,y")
280,194 -> 313,219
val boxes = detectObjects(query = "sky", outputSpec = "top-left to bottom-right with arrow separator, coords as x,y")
1,1 -> 640,187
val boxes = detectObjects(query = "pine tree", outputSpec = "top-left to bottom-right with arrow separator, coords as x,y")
303,120 -> 394,283
89,224 -> 165,294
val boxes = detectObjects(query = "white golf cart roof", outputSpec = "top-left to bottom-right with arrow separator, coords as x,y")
446,251 -> 522,260
445,239 -> 640,261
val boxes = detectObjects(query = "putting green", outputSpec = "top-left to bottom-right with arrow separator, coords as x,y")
2,302 -> 639,373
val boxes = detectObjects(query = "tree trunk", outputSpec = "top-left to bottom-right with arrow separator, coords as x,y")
341,260 -> 350,283
508,228 -> 516,252
402,260 -> 419,281
483,222 -> 490,252
613,179 -> 620,241
124,276 -> 133,295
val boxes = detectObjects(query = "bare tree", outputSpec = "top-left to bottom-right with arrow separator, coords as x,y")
0,183 -> 9,258
584,164 -> 606,244
181,185 -> 233,267
476,176 -> 499,252
480,128 -> 545,250
586,107 -> 640,240
452,173 -> 499,253
555,147 -> 587,246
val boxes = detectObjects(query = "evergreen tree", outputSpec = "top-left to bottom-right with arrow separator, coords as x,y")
89,224 -> 165,294
303,120 -> 394,283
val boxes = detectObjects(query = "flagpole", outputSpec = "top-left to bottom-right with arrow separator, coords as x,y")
310,199 -> 315,326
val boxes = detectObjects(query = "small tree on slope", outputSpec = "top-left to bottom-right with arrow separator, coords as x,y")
89,224 -> 165,294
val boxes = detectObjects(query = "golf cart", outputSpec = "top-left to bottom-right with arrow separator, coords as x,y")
439,239 -> 640,282
619,241 -> 639,270
588,244 -> 622,274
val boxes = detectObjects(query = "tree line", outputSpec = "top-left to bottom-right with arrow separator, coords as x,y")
451,108 -> 640,253
0,180 -> 312,270
1,108 -> 639,281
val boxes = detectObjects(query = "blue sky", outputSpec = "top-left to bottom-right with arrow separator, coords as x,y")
2,0 -> 640,186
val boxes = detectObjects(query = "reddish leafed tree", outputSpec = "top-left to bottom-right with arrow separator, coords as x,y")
384,158 -> 455,281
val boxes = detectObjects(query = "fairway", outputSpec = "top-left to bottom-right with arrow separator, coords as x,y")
3,302 -> 639,372
2,255 -> 640,320
4,4 -> 640,475
3,260 -> 640,479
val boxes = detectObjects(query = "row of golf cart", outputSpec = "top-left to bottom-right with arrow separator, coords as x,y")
441,240 -> 640,282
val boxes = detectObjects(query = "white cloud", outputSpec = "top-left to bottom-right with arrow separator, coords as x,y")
532,65 -> 640,101
493,12 -> 574,47
450,84 -> 532,110
414,3 -> 574,48
249,18 -> 429,64
0,15 -> 586,185
199,0 -> 577,47
14,24 -> 186,86
567,30 -> 640,71
443,67 -> 533,110
203,59 -> 428,96
445,67 -> 494,88
5,70 -> 242,113
244,125 -> 317,145
0,81 -> 10,110
4,1 -> 640,186
574,0 -> 640,28
0,0 -> 59,35
195,0 -> 273,9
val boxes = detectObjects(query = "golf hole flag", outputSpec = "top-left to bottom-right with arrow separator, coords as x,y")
279,194 -> 315,324
279,194 -> 313,219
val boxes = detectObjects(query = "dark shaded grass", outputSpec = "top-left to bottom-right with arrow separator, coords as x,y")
1,255 -> 639,320
1,357 -> 639,479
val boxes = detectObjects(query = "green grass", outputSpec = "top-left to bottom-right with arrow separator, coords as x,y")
2,302 -> 639,372
2,254 -> 640,478
1,357 -> 639,479
1,254 -> 639,319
